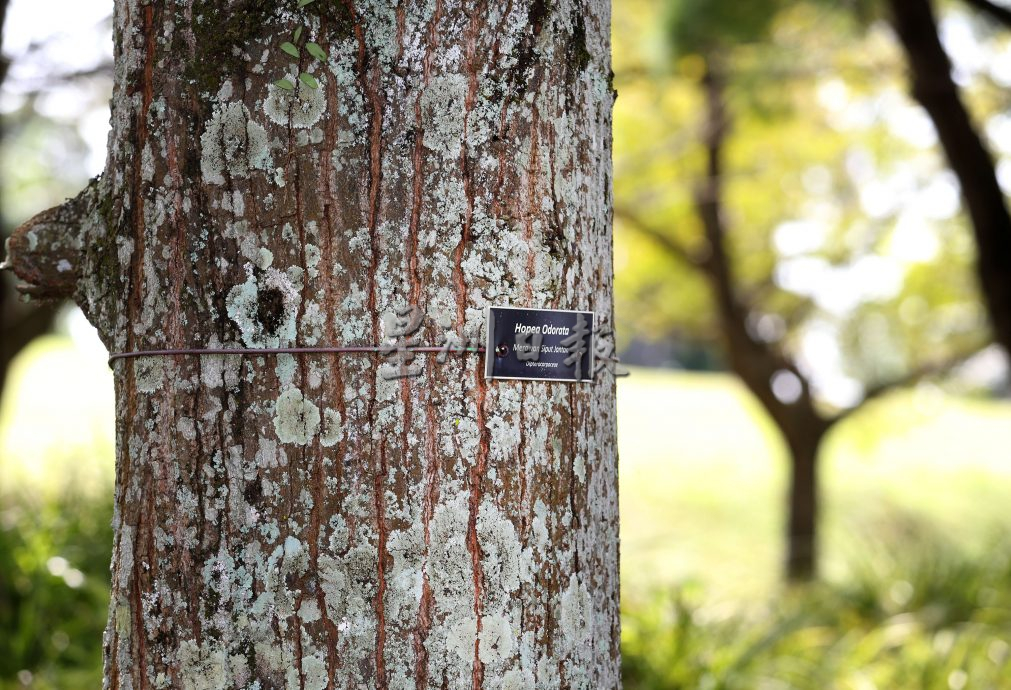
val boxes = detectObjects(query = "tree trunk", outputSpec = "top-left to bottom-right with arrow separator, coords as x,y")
5,1 -> 620,688
694,60 -> 830,583
888,0 -> 1011,361
784,431 -> 823,583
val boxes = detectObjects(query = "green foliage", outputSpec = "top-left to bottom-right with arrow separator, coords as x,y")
9,477 -> 1011,690
623,520 -> 1011,690
664,0 -> 880,60
664,0 -> 790,57
306,42 -> 327,62
613,0 -> 987,397
272,0 -> 329,92
4,361 -> 1011,686
0,483 -> 112,689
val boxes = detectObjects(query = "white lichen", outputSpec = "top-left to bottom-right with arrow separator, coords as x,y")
320,408 -> 343,447
226,265 -> 300,348
134,357 -> 165,394
256,247 -> 274,270
264,81 -> 327,129
447,616 -> 478,665
178,640 -> 229,690
272,389 -> 321,445
559,574 -> 593,652
420,74 -> 468,158
500,668 -> 535,690
478,612 -> 515,665
177,417 -> 196,441
305,244 -> 321,279
477,500 -> 523,600
200,101 -> 272,185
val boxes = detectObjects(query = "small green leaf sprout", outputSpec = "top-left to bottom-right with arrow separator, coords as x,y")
306,42 -> 327,62
273,1 -> 328,93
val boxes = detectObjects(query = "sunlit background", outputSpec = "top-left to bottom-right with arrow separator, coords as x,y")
3,0 -> 1011,688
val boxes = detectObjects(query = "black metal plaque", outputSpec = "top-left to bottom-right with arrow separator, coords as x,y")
484,306 -> 595,382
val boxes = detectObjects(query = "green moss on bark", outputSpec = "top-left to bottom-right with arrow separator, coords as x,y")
320,0 -> 358,42
567,13 -> 591,73
188,0 -> 280,92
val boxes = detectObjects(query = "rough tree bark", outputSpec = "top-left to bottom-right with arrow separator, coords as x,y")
888,0 -> 1011,362
4,1 -> 620,688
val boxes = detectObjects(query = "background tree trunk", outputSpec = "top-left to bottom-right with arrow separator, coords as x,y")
6,1 -> 620,687
694,61 -> 830,583
888,0 -> 1011,362
784,431 -> 823,582
0,0 -> 60,400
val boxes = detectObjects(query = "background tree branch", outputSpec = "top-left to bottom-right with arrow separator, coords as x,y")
830,340 -> 992,426
961,0 -> 1011,30
613,204 -> 703,267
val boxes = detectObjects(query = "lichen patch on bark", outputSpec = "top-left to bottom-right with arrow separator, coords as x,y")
273,388 -> 322,445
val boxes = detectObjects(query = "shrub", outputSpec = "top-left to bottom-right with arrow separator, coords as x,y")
623,518 -> 1011,690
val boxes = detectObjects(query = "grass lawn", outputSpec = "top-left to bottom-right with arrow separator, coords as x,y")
617,365 -> 1011,601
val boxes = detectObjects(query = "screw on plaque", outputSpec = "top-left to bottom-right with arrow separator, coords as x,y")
495,343 -> 509,357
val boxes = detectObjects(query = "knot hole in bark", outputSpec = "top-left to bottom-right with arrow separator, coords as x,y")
243,476 -> 263,505
256,287 -> 285,336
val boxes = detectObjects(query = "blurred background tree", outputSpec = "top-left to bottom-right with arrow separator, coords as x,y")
0,0 -> 55,400
0,2 -> 112,687
888,0 -> 1011,361
0,0 -> 111,395
614,0 -> 1000,581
